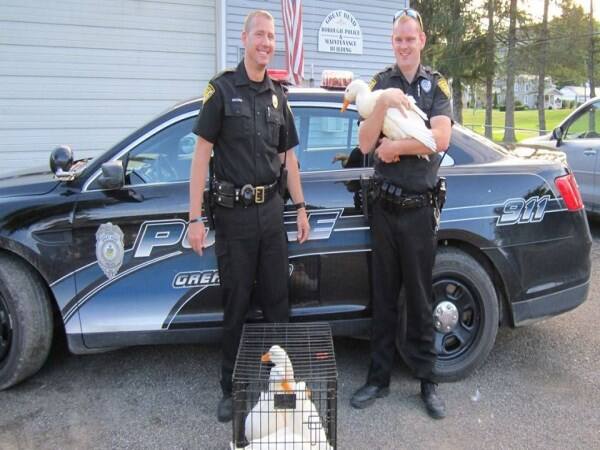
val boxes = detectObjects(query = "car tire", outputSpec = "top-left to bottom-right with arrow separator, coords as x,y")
396,247 -> 499,382
0,253 -> 53,390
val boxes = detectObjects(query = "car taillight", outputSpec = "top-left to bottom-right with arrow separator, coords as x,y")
555,173 -> 584,211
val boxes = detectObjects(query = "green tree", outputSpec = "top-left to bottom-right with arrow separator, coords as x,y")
546,1 -> 589,86
587,0 -> 596,97
536,0 -> 550,135
413,0 -> 486,124
485,0 -> 496,138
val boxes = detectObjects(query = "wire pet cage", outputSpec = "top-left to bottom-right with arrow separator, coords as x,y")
231,323 -> 337,450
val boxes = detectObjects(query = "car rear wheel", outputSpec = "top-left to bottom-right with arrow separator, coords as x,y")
0,253 -> 53,390
397,247 -> 499,382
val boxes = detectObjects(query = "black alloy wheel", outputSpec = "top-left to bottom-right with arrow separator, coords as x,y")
432,277 -> 482,361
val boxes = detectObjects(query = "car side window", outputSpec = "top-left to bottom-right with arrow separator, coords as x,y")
565,102 -> 600,140
292,107 -> 364,171
124,117 -> 196,185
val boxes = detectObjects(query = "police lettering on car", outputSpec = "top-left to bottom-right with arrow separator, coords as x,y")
187,9 -> 309,423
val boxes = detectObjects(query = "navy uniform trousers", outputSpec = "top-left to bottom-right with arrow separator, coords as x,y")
214,194 -> 289,394
367,200 -> 438,386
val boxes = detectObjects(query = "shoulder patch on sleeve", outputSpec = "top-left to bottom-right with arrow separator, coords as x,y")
369,66 -> 393,91
437,77 -> 451,99
203,82 -> 216,103
368,77 -> 378,91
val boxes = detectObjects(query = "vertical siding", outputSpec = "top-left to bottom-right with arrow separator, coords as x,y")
0,0 -> 216,175
225,0 -> 409,85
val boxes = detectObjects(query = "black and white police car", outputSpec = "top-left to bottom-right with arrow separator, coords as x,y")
0,73 -> 592,390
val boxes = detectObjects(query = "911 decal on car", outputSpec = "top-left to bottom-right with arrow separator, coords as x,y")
497,195 -> 550,226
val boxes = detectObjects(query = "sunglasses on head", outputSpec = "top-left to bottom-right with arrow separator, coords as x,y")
393,8 -> 423,30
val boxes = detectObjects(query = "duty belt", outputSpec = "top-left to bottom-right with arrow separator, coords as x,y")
213,179 -> 279,208
374,179 -> 434,210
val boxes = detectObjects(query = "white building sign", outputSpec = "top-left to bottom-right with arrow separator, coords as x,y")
318,10 -> 363,55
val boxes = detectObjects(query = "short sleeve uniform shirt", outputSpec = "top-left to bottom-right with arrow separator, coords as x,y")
194,60 -> 299,187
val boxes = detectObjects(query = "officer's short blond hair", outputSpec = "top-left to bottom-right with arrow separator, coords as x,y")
243,10 -> 274,33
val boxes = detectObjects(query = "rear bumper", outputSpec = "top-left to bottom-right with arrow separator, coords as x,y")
511,280 -> 590,326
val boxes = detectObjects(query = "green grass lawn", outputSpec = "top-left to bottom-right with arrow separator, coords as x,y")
461,108 -> 574,142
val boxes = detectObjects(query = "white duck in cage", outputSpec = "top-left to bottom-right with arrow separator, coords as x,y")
245,365 -> 289,441
341,79 -> 437,158
261,345 -> 295,391
245,345 -> 296,441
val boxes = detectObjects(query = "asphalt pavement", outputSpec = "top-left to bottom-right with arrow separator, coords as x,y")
1,220 -> 599,450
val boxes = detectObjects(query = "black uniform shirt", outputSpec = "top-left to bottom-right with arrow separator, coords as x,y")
370,64 -> 452,193
193,60 -> 299,186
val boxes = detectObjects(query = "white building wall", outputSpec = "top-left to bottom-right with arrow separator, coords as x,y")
0,0 -> 217,175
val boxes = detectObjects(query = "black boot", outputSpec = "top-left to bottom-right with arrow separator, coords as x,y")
420,380 -> 446,419
350,384 -> 390,409
217,393 -> 233,423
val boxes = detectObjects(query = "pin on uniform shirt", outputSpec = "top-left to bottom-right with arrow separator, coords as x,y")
420,79 -> 432,94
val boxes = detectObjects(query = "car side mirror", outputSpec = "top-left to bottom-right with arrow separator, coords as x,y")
98,161 -> 125,190
552,126 -> 564,146
50,145 -> 74,179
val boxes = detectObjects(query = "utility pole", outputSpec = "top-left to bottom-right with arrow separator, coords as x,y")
537,0 -> 549,135
589,0 -> 596,98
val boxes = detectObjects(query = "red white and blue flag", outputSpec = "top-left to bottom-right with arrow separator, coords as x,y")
281,0 -> 304,85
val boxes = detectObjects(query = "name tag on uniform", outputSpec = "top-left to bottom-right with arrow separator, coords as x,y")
231,98 -> 243,103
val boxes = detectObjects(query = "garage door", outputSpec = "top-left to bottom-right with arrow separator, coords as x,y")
0,0 -> 216,175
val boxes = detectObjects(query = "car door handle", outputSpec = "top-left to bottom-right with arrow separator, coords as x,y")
583,149 -> 597,156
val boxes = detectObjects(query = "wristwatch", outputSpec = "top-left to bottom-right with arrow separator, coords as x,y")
188,216 -> 203,224
294,202 -> 306,210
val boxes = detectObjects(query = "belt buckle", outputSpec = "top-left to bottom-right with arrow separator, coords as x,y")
255,186 -> 265,203
403,197 -> 417,208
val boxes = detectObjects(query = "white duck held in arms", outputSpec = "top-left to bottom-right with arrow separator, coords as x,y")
341,79 -> 437,157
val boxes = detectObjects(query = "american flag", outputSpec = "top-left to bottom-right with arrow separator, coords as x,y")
281,0 -> 304,85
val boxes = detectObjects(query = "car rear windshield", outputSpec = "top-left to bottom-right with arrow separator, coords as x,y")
448,124 -> 511,165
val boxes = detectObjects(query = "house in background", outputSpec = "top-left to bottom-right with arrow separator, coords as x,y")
541,88 -> 563,109
560,85 -> 591,105
494,74 -> 559,108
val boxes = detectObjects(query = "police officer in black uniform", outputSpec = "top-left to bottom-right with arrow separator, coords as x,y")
350,9 -> 453,419
188,10 -> 310,423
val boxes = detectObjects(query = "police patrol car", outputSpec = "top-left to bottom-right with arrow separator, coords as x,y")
0,72 -> 592,390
